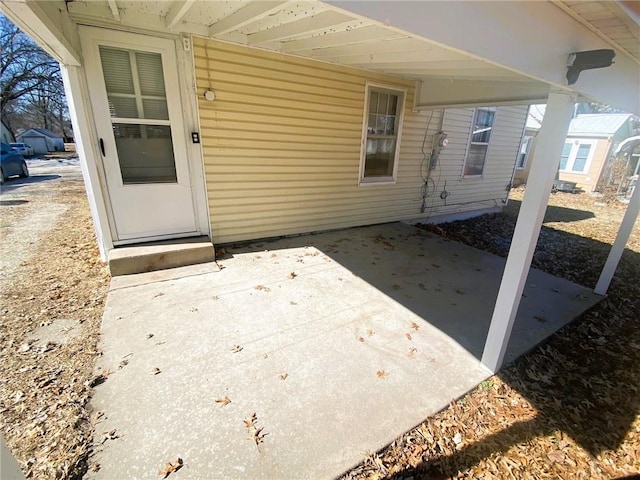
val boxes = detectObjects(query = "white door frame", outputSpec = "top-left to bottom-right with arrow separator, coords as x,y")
77,25 -> 210,245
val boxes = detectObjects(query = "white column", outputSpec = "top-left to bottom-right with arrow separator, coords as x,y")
595,182 -> 640,294
61,64 -> 114,261
481,90 -> 576,373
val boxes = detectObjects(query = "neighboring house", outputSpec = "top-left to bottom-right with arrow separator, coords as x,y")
514,109 -> 636,192
0,120 -> 14,144
16,128 -> 65,154
513,105 -> 545,186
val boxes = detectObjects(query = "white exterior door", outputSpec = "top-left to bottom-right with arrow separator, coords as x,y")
80,27 -> 197,242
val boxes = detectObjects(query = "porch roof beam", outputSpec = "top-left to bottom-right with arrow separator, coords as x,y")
107,0 -> 120,22
1,0 -> 81,66
414,78 -> 551,109
326,1 -> 640,115
165,0 -> 195,29
208,1 -> 289,37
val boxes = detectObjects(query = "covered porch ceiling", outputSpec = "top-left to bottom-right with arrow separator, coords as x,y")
4,0 -> 637,112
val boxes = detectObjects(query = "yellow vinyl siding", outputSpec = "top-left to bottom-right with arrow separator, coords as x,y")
194,38 -> 527,244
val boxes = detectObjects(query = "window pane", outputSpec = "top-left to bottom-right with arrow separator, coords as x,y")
559,142 -> 572,170
135,52 -> 166,97
389,95 -> 398,115
369,92 -> 378,115
471,108 -> 495,143
377,93 -> 389,114
99,47 -> 134,95
108,96 -> 138,118
464,144 -> 487,176
142,99 -> 169,120
365,138 -> 395,177
112,123 -> 177,184
517,137 -> 531,168
572,144 -> 591,172
367,114 -> 377,134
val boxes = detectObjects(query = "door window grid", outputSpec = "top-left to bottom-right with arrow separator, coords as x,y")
99,46 -> 177,184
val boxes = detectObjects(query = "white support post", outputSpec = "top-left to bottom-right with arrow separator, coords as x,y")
595,183 -> 640,294
60,65 -> 114,261
481,90 -> 577,373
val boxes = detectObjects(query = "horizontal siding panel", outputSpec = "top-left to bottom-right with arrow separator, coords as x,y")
200,110 -> 363,132
197,78 -> 365,109
194,37 -> 526,244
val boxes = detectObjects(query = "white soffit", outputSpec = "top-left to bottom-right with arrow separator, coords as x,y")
67,0 -> 527,84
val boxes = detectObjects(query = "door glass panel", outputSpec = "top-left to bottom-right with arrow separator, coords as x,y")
112,124 -> 176,184
142,99 -> 169,120
99,45 -> 177,184
136,52 -> 166,96
99,47 -> 135,94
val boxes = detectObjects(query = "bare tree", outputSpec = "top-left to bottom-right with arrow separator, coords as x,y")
1,14 -> 70,138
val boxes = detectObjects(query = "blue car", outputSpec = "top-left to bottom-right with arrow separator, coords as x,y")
0,142 -> 29,184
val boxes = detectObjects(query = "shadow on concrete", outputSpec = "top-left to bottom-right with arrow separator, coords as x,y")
0,174 -> 61,193
354,208 -> 639,476
222,201 -> 639,473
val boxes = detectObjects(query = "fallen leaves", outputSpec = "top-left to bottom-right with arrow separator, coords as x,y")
410,322 -> 420,331
152,367 -> 161,375
88,369 -> 111,388
254,285 -> 271,292
278,373 -> 288,381
215,395 -> 231,407
158,457 -> 183,478
100,429 -> 119,444
244,413 -> 268,452
287,272 -> 297,279
376,370 -> 389,379
231,345 -> 243,353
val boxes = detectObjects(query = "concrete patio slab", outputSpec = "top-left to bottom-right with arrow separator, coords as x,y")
87,223 -> 601,479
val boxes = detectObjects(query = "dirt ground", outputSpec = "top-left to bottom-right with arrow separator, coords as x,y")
0,156 -> 110,479
1,168 -> 639,479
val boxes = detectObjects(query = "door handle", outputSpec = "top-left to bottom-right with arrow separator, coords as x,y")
99,138 -> 105,156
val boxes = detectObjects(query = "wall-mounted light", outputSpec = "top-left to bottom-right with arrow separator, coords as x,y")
204,90 -> 216,101
566,49 -> 616,85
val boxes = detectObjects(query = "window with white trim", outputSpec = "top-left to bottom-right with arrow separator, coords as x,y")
517,135 -> 532,169
360,85 -> 405,184
463,107 -> 496,177
559,140 -> 596,174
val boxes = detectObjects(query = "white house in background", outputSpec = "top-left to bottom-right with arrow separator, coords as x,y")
2,0 -> 639,373
1,120 -> 14,144
16,128 -> 64,154
513,110 -> 636,191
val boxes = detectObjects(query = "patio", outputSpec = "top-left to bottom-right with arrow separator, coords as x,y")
87,223 -> 601,479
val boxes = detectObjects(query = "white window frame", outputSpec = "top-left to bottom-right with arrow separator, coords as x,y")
462,106 -> 497,178
358,82 -> 406,186
517,135 -> 533,169
559,139 -> 597,174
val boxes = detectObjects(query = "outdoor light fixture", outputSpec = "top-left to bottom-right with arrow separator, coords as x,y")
566,49 -> 616,85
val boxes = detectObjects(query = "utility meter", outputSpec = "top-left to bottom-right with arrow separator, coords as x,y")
430,131 -> 449,170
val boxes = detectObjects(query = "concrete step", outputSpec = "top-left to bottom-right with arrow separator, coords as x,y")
108,236 -> 215,276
